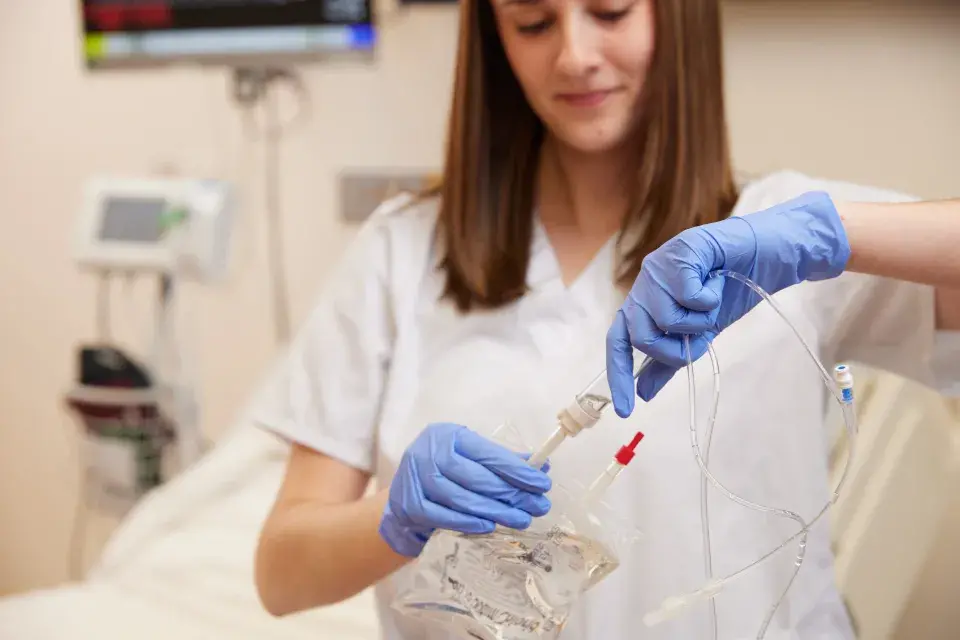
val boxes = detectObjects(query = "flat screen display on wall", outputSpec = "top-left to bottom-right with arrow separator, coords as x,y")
80,0 -> 376,69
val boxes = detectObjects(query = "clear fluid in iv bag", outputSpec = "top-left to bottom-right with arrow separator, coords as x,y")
393,525 -> 620,640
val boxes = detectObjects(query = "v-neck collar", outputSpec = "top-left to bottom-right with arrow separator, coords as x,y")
526,213 -> 619,300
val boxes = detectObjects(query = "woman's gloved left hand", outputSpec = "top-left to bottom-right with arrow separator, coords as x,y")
606,191 -> 851,417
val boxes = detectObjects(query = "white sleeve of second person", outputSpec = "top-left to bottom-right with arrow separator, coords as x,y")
252,202 -> 404,473
809,271 -> 960,397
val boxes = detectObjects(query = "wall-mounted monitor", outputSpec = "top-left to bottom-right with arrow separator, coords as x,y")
80,1 -> 376,70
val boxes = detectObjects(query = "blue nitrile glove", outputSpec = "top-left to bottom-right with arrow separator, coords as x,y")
606,191 -> 850,416
379,422 -> 553,557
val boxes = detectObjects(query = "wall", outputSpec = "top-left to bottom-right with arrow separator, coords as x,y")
0,1 -> 460,594
722,0 -> 959,199
0,0 -> 958,600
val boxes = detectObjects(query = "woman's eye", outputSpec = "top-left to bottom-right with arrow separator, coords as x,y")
594,8 -> 630,22
517,19 -> 552,35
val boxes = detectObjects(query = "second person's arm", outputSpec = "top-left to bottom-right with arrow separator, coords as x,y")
837,198 -> 960,330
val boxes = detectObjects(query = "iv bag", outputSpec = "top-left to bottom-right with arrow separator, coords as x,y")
391,422 -> 642,640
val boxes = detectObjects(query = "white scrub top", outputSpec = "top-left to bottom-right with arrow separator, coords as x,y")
256,170 -> 960,640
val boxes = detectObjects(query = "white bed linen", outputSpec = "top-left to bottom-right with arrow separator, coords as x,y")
0,365 -> 380,640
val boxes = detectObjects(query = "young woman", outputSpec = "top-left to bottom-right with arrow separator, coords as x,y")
254,0 -> 960,638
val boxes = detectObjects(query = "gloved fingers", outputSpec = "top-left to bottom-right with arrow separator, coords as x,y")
641,274 -> 720,334
699,272 -> 727,305
438,454 -> 552,517
410,499 -> 498,535
649,300 -> 718,335
422,473 -> 541,530
685,332 -> 715,364
669,256 -> 724,312
453,429 -> 552,494
634,360 -> 679,402
634,332 -> 714,400
605,309 -> 636,419
623,305 -> 690,368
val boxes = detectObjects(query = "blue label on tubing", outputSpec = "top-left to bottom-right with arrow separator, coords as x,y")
841,388 -> 853,403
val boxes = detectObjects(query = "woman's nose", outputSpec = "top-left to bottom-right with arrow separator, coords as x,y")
556,12 -> 602,76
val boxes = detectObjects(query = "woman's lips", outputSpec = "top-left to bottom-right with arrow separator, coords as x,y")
556,89 -> 614,108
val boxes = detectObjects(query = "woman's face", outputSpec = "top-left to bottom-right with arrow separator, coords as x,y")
492,0 -> 655,154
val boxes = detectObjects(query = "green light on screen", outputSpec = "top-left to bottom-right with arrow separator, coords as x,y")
85,34 -> 105,61
159,207 -> 189,233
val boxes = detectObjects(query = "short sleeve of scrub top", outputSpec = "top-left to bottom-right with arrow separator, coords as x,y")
253,194 -> 433,473
735,170 -> 960,397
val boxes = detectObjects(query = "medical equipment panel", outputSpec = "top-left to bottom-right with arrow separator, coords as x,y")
75,177 -> 233,282
80,0 -> 376,69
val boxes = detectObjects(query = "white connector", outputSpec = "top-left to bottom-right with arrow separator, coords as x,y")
833,363 -> 854,404
526,358 -> 653,469
643,596 -> 692,626
643,579 -> 726,628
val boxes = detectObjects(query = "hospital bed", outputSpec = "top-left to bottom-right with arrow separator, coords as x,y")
0,362 -> 382,640
0,363 -> 956,639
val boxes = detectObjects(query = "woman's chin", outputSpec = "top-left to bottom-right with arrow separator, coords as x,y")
550,120 -> 634,156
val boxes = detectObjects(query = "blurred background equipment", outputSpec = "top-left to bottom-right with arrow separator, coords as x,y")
80,0 -> 379,345
80,0 -> 375,70
60,0 -> 381,580
65,178 -> 234,577
75,177 -> 233,281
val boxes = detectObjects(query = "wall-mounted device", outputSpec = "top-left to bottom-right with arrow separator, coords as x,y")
80,0 -> 376,70
75,177 -> 233,283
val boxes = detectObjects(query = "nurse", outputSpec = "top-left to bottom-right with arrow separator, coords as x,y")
254,1 -> 960,639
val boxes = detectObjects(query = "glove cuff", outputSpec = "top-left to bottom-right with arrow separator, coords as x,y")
379,506 -> 430,558
748,190 -> 851,283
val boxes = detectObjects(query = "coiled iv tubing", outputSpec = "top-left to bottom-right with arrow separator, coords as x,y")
647,269 -> 859,639
697,341 -> 721,640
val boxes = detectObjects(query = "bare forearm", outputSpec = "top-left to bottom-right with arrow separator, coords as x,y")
837,199 -> 960,288
837,199 -> 960,331
255,488 -> 410,616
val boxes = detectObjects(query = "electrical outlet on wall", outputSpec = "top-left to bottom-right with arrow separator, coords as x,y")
339,169 -> 439,222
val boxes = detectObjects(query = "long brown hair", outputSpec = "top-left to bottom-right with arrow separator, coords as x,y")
433,0 -> 739,313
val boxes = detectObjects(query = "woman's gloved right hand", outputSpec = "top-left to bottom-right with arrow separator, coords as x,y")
378,422 -> 553,557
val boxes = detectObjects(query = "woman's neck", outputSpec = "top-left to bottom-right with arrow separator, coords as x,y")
536,135 -> 635,238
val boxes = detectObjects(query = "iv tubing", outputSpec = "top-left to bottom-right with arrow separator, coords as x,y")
645,269 -> 859,640
698,341 -> 721,640
527,431 -> 562,470
688,339 -> 808,638
528,429 -> 567,469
